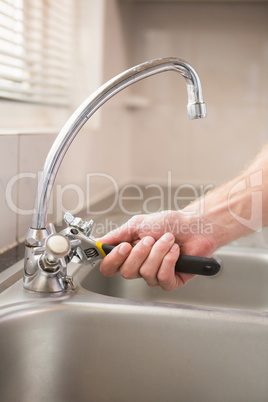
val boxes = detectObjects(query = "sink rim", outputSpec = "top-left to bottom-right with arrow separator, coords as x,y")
1,245 -> 268,321
0,274 -> 268,327
78,245 -> 268,314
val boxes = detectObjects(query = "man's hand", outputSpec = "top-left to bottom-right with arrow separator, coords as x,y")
99,211 -> 216,291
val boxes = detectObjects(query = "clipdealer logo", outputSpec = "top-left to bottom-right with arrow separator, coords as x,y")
5,171 -> 213,220
6,170 -> 264,234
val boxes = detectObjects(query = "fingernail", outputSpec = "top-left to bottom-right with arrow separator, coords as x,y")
161,233 -> 174,243
118,243 -> 131,256
170,243 -> 179,252
143,236 -> 155,247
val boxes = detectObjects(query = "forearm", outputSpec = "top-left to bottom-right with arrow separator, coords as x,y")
184,144 -> 268,249
99,144 -> 268,290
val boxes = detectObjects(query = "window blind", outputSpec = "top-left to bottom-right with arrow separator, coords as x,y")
0,0 -> 75,106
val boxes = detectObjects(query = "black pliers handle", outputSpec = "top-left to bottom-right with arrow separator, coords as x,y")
96,241 -> 221,276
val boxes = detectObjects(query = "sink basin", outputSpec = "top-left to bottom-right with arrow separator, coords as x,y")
81,246 -> 268,311
0,246 -> 268,402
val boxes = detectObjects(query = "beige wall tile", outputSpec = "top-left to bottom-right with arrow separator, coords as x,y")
120,2 -> 268,185
17,133 -> 57,241
0,135 -> 18,252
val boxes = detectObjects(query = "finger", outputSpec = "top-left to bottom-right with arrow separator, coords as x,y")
157,244 -> 197,290
156,243 -> 182,290
139,232 -> 175,287
119,236 -> 156,279
98,215 -> 144,245
99,242 -> 132,277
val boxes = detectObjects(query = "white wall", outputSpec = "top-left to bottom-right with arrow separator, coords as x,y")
1,0 -> 268,253
119,1 -> 268,186
0,0 -> 131,252
119,0 -> 268,248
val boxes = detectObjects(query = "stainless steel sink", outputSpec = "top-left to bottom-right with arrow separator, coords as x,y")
0,246 -> 268,402
81,246 -> 268,311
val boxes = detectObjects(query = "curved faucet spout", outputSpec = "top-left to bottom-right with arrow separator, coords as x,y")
24,57 -> 207,292
31,57 -> 206,230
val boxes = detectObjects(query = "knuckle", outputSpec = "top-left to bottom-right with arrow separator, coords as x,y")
139,267 -> 153,281
99,265 -> 114,278
162,284 -> 177,292
119,266 -> 135,280
129,214 -> 143,227
147,283 -> 159,288
165,252 -> 178,263
157,270 -> 170,283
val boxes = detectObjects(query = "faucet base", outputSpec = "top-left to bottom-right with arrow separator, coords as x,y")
23,269 -> 69,293
23,227 -> 73,293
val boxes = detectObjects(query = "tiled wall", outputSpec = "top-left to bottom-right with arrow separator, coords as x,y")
0,0 -> 131,253
119,1 -> 268,185
119,0 -> 268,247
0,135 -> 19,251
1,0 -> 268,253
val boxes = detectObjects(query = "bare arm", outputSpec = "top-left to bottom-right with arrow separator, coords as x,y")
189,143 -> 268,247
99,144 -> 268,291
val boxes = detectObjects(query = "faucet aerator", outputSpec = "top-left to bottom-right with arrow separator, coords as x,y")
187,102 -> 207,120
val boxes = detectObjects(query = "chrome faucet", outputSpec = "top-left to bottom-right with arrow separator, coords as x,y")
23,57 -> 207,292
